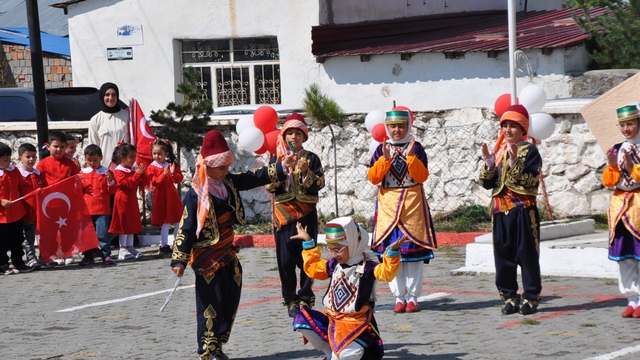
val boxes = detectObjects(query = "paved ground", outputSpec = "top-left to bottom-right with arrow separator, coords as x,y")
1,244 -> 640,360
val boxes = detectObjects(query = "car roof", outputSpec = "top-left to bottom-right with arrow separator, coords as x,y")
212,104 -> 302,115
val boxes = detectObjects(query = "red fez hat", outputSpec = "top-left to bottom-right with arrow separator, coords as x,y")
281,113 -> 309,141
201,130 -> 230,158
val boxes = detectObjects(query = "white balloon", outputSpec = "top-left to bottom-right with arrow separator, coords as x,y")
519,85 -> 547,114
235,115 -> 255,135
368,139 -> 381,158
238,127 -> 265,152
365,110 -> 386,132
528,112 -> 555,140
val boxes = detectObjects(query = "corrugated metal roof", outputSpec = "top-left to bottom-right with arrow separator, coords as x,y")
0,0 -> 69,37
312,8 -> 608,57
0,27 -> 70,56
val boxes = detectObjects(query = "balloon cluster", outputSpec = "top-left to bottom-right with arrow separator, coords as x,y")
236,106 -> 280,154
364,106 -> 415,157
494,85 -> 554,140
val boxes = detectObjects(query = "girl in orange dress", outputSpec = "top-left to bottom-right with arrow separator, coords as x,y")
109,143 -> 146,260
146,140 -> 184,255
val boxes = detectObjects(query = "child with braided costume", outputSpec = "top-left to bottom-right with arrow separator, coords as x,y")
266,113 -> 325,317
479,104 -> 542,316
171,130 -> 297,360
602,103 -> 640,319
368,110 -> 437,313
291,217 -> 405,360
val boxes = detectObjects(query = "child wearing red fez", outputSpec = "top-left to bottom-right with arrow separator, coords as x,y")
368,110 -> 437,314
479,104 -> 542,316
265,113 -> 325,317
171,130 -> 297,360
602,103 -> 640,318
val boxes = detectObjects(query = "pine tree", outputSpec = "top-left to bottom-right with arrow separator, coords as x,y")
149,67 -> 213,151
573,0 -> 640,69
302,83 -> 346,217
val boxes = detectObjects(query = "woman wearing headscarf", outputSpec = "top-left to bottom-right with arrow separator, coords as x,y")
89,82 -> 130,168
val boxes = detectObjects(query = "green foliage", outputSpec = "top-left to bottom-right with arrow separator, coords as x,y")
302,83 -> 346,127
302,83 -> 346,216
573,0 -> 640,69
563,0 -> 607,8
149,67 -> 213,150
433,204 -> 492,233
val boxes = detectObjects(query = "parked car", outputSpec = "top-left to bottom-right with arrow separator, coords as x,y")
0,87 -> 128,122
212,104 -> 302,116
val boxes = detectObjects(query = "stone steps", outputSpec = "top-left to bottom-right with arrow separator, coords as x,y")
452,219 -> 618,279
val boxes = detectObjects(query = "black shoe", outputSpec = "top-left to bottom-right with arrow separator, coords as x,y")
519,302 -> 538,315
212,349 -> 230,360
158,245 -> 173,255
501,301 -> 520,315
288,303 -> 300,318
13,264 -> 33,274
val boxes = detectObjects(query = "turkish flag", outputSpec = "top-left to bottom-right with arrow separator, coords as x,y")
23,176 -> 99,262
129,99 -> 156,169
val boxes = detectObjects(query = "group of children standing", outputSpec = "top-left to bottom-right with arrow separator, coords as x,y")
0,131 -> 184,274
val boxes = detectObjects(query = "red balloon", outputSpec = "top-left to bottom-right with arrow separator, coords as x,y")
393,106 -> 415,124
264,129 -> 280,155
253,106 -> 279,134
371,123 -> 389,142
494,94 -> 518,118
254,142 -> 268,155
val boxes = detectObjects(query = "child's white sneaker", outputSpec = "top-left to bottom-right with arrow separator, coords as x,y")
64,257 -> 74,265
118,248 -> 134,260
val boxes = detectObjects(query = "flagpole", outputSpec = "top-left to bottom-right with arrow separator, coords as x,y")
508,0 -> 517,104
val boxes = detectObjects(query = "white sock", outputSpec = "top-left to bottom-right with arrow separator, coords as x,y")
629,299 -> 639,309
408,295 -> 418,305
119,234 -> 128,247
161,224 -> 170,246
396,296 -> 406,305
126,234 -> 134,247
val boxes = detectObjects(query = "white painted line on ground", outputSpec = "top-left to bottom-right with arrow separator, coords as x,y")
584,344 -> 640,360
55,284 -> 195,313
375,292 -> 450,312
417,292 -> 450,302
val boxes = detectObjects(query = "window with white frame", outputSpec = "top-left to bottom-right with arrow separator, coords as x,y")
181,38 -> 281,107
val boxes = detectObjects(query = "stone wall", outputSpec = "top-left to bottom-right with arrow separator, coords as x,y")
0,107 -> 608,220
1,43 -> 72,88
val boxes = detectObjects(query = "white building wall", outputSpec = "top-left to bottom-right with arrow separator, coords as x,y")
64,0 -> 577,114
319,0 -> 563,24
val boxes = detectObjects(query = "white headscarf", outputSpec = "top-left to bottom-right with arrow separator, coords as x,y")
384,110 -> 413,145
325,217 -> 369,266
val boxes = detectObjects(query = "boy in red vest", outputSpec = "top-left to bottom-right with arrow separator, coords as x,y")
17,143 -> 47,270
79,144 -> 118,266
0,143 -> 33,275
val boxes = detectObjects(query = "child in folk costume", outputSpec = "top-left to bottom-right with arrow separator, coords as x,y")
479,104 -> 542,316
17,143 -> 46,270
266,113 -> 325,317
170,130 -> 296,360
603,103 -> 640,318
291,217 -> 405,360
109,143 -> 146,260
368,110 -> 437,313
79,144 -> 118,266
146,139 -> 183,255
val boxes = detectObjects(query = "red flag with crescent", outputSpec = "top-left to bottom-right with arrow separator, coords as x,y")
129,99 -> 156,169
23,176 -> 99,262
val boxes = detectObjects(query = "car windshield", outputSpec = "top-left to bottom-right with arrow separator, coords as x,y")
0,96 -> 36,122
46,88 -> 104,121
